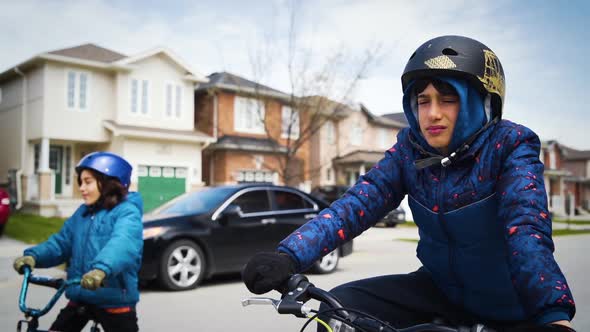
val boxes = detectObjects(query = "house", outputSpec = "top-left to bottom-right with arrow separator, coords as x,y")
541,141 -> 590,217
194,72 -> 311,190
381,112 -> 409,127
308,100 -> 406,188
0,44 -> 214,216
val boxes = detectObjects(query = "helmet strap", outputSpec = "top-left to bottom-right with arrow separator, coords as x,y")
412,117 -> 500,170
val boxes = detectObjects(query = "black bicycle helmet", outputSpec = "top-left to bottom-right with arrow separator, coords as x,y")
401,35 -> 505,119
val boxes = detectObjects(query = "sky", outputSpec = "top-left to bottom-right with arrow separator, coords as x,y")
0,0 -> 588,149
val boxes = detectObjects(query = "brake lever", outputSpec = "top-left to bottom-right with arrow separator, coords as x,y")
241,297 -> 281,310
242,295 -> 313,318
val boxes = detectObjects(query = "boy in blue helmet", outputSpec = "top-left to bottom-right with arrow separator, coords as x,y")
13,152 -> 143,332
242,36 -> 576,331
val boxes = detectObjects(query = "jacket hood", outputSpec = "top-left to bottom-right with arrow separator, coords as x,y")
402,76 -> 491,155
125,192 -> 143,214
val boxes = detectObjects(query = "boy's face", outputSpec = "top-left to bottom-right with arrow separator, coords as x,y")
79,169 -> 101,206
417,83 -> 460,155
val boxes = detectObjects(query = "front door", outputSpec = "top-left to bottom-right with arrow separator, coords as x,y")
49,146 -> 63,195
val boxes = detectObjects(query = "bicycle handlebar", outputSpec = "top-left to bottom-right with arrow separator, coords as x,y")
18,266 -> 81,318
242,274 -> 497,332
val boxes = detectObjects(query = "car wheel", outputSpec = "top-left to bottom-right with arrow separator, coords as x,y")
158,239 -> 206,291
310,249 -> 339,274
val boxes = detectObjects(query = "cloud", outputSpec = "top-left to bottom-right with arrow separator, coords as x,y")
0,0 -> 587,148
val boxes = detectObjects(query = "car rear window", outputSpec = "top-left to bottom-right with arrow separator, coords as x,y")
274,191 -> 313,211
232,190 -> 270,214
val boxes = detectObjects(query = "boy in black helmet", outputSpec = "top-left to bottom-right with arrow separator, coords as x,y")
242,36 -> 576,331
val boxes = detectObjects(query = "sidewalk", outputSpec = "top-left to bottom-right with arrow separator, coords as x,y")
0,236 -> 64,286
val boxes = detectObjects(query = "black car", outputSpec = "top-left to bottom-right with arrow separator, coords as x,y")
140,184 -> 353,291
310,185 -> 406,227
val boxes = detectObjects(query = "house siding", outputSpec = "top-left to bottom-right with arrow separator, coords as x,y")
115,54 -> 195,131
0,77 -> 24,176
43,62 -> 112,142
194,92 -> 214,136
25,66 -> 45,142
198,89 -> 311,188
564,160 -> 586,178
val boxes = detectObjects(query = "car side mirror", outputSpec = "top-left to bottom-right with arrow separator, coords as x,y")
218,204 -> 242,225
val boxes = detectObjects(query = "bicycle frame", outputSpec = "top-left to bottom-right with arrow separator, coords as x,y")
17,266 -> 100,332
242,274 -> 496,332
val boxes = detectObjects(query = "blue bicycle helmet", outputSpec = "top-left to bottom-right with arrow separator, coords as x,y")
76,152 -> 132,188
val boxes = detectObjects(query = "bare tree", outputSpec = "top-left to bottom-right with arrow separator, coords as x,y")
245,1 -> 382,188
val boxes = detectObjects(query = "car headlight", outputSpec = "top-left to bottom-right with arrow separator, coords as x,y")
143,226 -> 167,239
1,198 -> 9,205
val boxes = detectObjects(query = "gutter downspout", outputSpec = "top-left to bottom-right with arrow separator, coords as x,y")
14,66 -> 27,209
208,93 -> 219,185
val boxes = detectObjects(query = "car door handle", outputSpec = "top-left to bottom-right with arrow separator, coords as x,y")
304,214 -> 317,219
261,218 -> 276,225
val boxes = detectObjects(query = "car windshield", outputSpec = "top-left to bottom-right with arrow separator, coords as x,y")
150,186 -> 237,216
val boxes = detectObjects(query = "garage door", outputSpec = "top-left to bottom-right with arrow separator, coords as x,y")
138,165 -> 187,213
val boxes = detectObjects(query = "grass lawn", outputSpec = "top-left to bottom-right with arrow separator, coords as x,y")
553,229 -> 590,236
396,238 -> 419,243
4,213 -> 66,244
553,219 -> 590,225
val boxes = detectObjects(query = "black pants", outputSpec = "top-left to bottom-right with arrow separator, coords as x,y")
50,303 -> 138,332
317,267 -> 540,332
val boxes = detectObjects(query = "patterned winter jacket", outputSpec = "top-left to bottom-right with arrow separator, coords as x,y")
25,192 -> 143,308
278,120 -> 575,325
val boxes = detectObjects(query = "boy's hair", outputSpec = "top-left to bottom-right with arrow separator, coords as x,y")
77,168 -> 128,210
413,78 -> 458,97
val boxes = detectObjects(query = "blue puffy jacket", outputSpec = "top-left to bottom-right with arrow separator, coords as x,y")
25,192 -> 143,308
278,120 -> 575,325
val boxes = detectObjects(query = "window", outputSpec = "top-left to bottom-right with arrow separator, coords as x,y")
234,96 -> 265,134
165,83 -> 183,118
326,168 -> 332,182
131,79 -> 149,115
232,190 -> 270,214
175,85 -> 182,117
379,128 -> 390,149
236,170 -> 275,184
66,71 -> 89,110
281,106 -> 300,139
273,191 -> 313,211
351,124 -> 362,146
141,80 -> 149,114
325,121 -> 335,144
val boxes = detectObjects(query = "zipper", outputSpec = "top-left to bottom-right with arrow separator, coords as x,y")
118,275 -> 127,301
436,167 -> 462,292
76,212 -> 94,299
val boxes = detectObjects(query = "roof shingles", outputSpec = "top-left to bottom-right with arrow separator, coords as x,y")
48,43 -> 126,63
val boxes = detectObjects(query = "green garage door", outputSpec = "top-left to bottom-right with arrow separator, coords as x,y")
138,166 -> 187,213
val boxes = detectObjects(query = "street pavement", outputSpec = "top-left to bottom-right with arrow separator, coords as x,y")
0,226 -> 588,331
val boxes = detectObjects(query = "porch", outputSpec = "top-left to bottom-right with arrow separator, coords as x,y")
19,138 -> 105,217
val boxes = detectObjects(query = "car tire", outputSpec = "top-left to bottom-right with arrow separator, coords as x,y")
158,239 -> 206,291
385,222 -> 397,228
310,249 -> 339,274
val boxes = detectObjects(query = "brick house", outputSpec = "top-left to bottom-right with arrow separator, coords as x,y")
542,141 -> 590,216
194,72 -> 311,190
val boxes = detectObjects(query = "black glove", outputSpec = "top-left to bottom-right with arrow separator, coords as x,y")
242,252 -> 296,294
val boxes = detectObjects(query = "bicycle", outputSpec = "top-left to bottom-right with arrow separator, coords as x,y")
17,265 -> 101,332
242,273 -> 496,332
